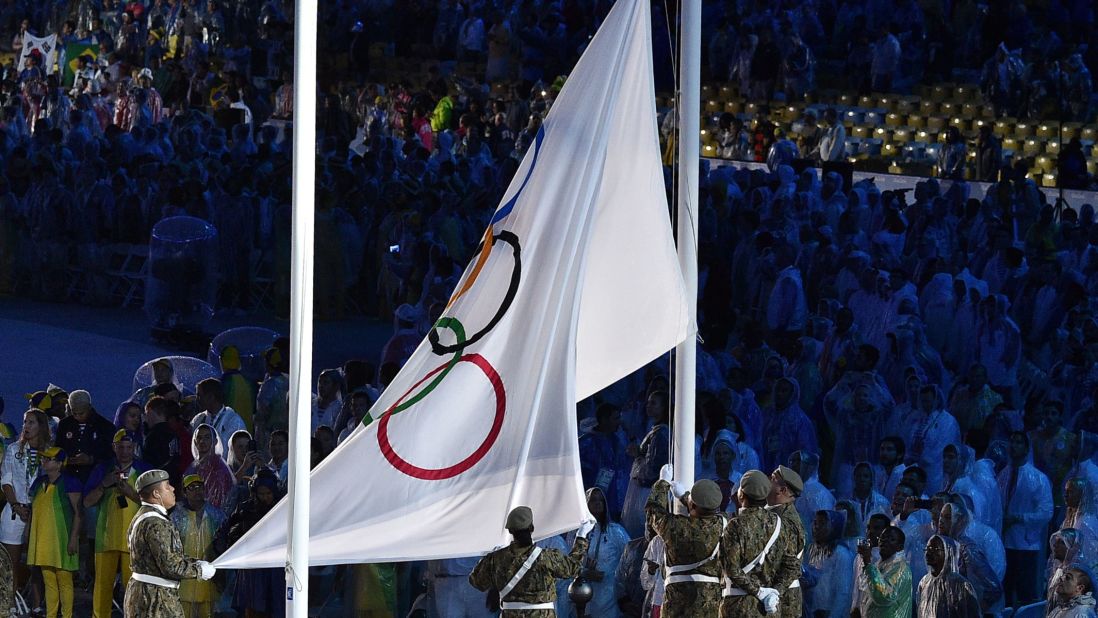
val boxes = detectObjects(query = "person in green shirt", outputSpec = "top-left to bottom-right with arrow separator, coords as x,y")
430,84 -> 454,133
856,526 -> 913,618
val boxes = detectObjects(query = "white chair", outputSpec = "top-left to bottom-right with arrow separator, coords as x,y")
1013,601 -> 1046,618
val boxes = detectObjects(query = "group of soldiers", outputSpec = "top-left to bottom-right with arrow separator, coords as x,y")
471,464 -> 811,617
1,463 -> 800,617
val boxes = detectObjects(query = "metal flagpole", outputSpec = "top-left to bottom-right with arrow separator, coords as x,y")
286,0 -> 316,614
673,0 -> 700,493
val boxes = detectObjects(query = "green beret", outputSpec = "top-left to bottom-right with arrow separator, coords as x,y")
739,470 -> 771,501
690,479 -> 722,511
506,506 -> 534,532
136,469 -> 171,493
776,465 -> 804,496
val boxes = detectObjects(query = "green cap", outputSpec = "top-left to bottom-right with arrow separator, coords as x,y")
690,479 -> 723,511
136,469 -> 171,493
738,470 -> 771,501
775,465 -> 804,497
505,506 -> 534,532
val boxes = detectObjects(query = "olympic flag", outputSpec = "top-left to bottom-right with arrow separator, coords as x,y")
214,0 -> 688,567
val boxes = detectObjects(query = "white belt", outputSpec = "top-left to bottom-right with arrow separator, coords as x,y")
131,573 -> 180,590
723,587 -> 749,597
665,573 -> 722,586
789,580 -> 800,589
500,601 -> 555,611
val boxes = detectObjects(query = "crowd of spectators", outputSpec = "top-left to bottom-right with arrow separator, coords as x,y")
1,0 -> 1098,616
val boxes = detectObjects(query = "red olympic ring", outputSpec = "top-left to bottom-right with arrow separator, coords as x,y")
377,353 -> 506,480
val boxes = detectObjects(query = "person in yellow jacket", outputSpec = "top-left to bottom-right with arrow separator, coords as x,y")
170,475 -> 226,618
82,430 -> 150,618
27,447 -> 82,618
219,345 -> 256,432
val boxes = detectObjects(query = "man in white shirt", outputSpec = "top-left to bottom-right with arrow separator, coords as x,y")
190,378 -> 246,456
815,108 -> 847,163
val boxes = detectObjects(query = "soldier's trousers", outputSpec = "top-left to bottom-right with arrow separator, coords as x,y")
661,581 -> 722,618
720,594 -> 769,617
778,586 -> 802,618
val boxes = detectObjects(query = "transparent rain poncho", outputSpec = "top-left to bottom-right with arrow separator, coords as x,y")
916,535 -> 982,618
1064,476 -> 1098,561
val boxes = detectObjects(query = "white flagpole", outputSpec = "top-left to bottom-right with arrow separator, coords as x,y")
673,0 -> 700,492
286,0 -> 316,614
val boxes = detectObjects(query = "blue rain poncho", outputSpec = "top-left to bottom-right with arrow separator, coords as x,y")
805,509 -> 855,617
996,433 -> 1054,551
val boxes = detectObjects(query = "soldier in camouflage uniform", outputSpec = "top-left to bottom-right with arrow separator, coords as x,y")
645,464 -> 728,618
768,465 -> 807,618
0,544 -> 13,618
719,470 -> 791,617
124,470 -> 217,618
469,506 -> 594,616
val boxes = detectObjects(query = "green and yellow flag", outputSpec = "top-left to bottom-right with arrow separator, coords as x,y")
61,42 -> 99,87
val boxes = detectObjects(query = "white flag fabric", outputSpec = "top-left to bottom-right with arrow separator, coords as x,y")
215,0 -> 688,568
18,33 -> 58,74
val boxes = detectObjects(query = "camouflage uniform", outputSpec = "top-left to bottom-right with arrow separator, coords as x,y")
769,502 -> 806,618
645,479 -> 726,618
0,544 -> 12,618
468,537 -> 589,616
718,505 -> 790,617
123,504 -> 203,618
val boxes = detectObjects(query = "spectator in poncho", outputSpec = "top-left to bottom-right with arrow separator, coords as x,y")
805,509 -> 854,616
917,535 -> 982,617
1048,529 -> 1086,613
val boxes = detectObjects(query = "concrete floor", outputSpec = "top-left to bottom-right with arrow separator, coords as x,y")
0,297 -> 393,427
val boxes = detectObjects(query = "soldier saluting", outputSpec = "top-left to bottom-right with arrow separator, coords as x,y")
646,463 -> 728,617
719,470 -> 791,616
469,505 -> 595,615
124,469 -> 217,617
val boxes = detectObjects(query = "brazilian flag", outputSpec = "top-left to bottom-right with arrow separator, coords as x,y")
61,42 -> 99,87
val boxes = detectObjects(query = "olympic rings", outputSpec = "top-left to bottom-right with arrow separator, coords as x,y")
377,353 -> 506,480
429,231 -> 521,355
387,317 -> 467,417
491,126 -> 544,225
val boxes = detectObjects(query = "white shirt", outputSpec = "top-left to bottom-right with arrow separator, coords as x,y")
818,124 -> 847,162
191,406 -> 247,456
641,536 -> 666,606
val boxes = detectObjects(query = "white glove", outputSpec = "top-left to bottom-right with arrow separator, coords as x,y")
659,463 -> 674,484
576,518 -> 597,540
755,587 -> 780,614
197,561 -> 216,581
670,481 -> 688,499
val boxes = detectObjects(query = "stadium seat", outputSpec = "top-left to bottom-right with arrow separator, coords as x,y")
892,128 -> 913,143
920,100 -> 938,115
864,111 -> 884,126
1083,127 -> 1097,141
908,115 -> 926,128
1023,138 -> 1042,155
1046,140 -> 1061,155
927,117 -> 946,131
939,101 -> 956,116
885,113 -> 904,126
